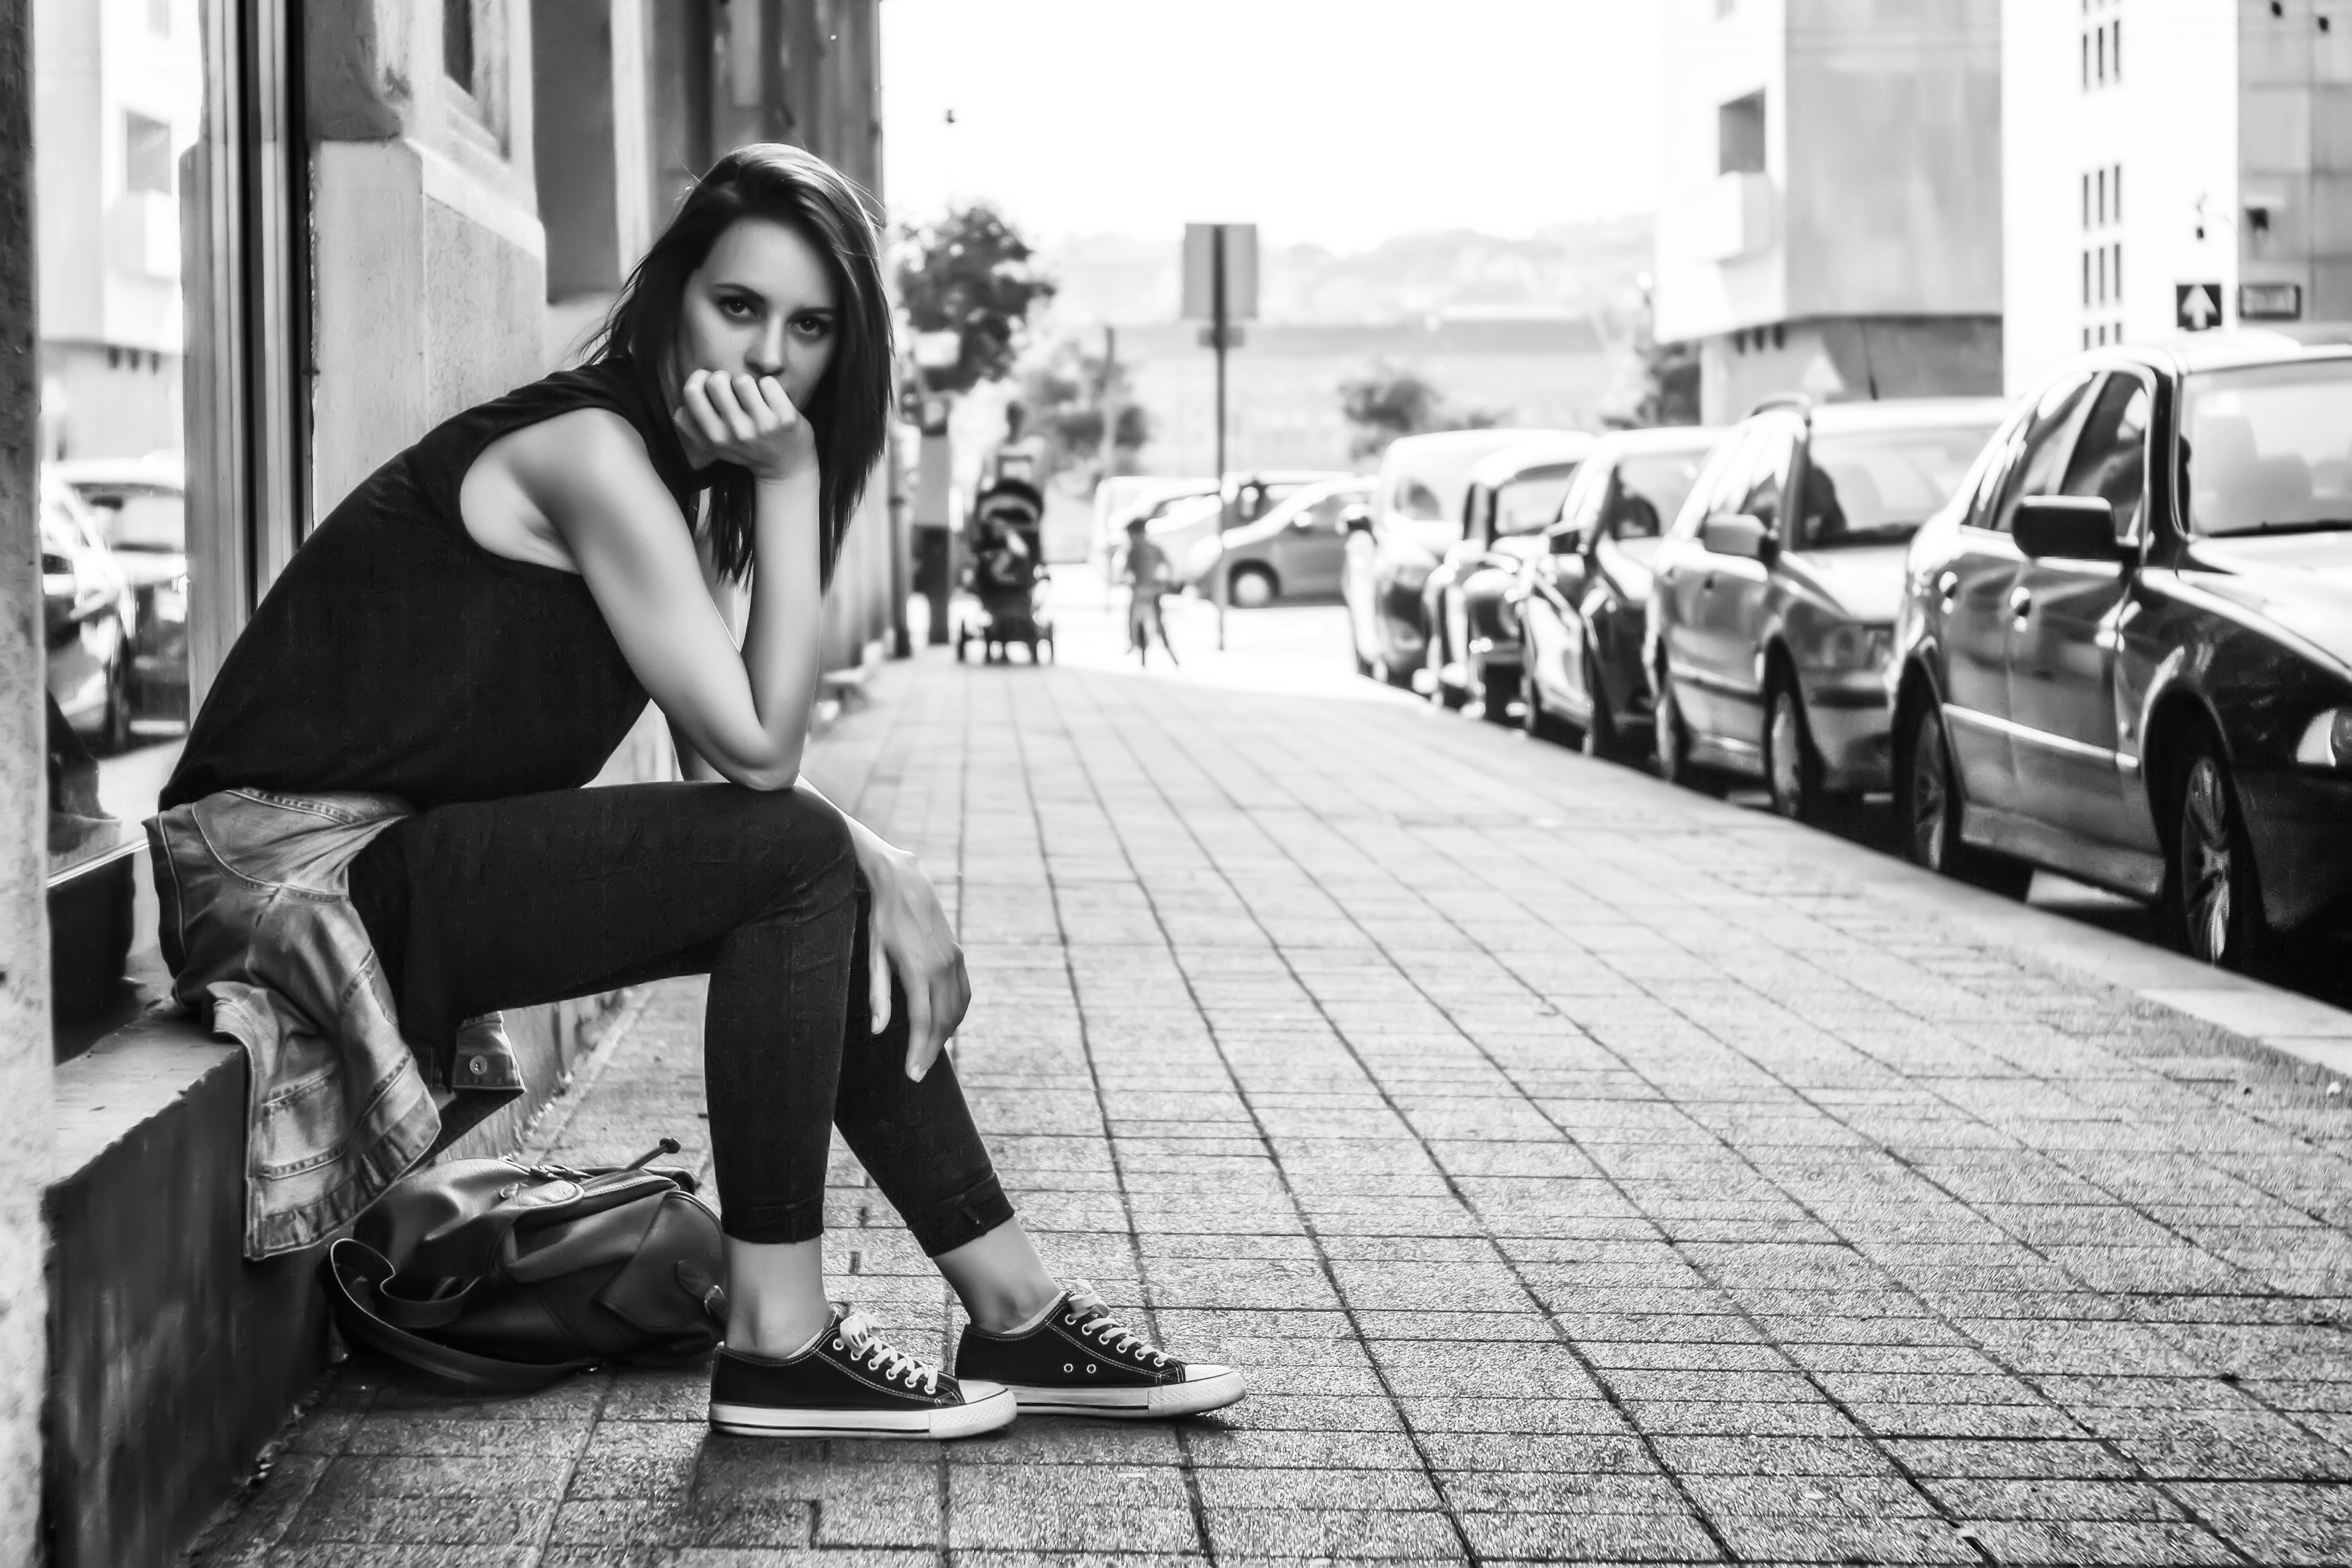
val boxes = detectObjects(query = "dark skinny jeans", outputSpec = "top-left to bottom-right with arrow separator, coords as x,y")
346,781 -> 1012,1253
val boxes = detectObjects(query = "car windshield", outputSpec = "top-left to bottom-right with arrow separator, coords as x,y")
1796,421 -> 1999,548
1612,451 -> 1708,539
1494,462 -> 1579,536
2182,362 -> 2352,536
93,490 -> 186,553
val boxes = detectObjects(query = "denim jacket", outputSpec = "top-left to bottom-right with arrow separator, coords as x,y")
147,789 -> 520,1259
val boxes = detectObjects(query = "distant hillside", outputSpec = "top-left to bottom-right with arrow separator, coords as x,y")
1038,216 -> 1655,331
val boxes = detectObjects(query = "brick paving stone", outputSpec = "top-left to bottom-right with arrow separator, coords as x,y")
188,630 -> 2352,1565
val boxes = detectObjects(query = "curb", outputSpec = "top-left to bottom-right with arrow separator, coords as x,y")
1718,805 -> 2352,1085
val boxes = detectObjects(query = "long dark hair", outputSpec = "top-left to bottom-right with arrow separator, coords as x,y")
588,144 -> 892,585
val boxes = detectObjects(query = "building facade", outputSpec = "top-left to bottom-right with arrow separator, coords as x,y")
33,0 -> 201,463
1655,0 -> 2005,424
3,4 -> 895,1564
2003,0 -> 2352,394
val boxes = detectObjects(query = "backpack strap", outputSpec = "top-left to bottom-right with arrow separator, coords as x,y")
320,1237 -> 593,1393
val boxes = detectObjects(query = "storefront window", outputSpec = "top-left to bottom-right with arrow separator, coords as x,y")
35,0 -> 202,888
39,0 -> 307,1044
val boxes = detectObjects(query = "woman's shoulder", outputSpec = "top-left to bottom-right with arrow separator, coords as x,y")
420,356 -> 696,508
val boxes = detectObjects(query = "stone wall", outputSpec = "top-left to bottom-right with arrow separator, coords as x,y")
0,6 -> 54,1563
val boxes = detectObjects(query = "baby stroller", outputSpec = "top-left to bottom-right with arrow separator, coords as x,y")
956,478 -> 1056,664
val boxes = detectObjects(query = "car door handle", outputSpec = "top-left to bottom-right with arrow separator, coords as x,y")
2008,586 -> 2033,621
1701,572 -> 1717,591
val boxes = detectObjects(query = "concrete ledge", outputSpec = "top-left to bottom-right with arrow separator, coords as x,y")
43,1011 -> 329,1568
41,986 -> 625,1568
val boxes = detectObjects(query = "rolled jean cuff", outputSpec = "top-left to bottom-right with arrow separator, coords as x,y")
720,1194 -> 826,1246
904,1173 -> 1016,1257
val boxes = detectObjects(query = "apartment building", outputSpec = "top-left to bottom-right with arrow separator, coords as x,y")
2004,0 -> 2352,392
33,0 -> 202,462
1654,0 -> 2005,423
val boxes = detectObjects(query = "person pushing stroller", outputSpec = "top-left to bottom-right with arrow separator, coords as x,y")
1117,516 -> 1178,668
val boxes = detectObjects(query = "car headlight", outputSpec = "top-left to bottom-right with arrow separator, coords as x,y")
1818,624 -> 1894,672
2294,708 -> 2352,767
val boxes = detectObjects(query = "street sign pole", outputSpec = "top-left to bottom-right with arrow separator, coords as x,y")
1212,226 -> 1229,651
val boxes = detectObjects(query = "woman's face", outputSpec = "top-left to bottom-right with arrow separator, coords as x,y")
674,216 -> 840,414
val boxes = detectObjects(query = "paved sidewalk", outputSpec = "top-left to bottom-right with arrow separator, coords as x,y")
195,601 -> 2352,1566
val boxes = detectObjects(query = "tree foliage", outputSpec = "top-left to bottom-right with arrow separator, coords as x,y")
1620,303 -> 1701,428
1018,340 -> 1152,485
894,204 -> 1058,396
1338,360 -> 1511,459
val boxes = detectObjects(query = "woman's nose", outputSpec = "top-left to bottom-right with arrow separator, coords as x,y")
747,316 -> 787,376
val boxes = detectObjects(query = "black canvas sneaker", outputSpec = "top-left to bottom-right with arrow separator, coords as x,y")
953,1281 -> 1245,1419
710,1308 -> 1016,1439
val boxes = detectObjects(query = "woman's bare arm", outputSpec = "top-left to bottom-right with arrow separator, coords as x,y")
490,372 -> 821,791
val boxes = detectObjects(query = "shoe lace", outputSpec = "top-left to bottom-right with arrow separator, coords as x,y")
1063,1281 -> 1170,1369
838,1311 -> 943,1395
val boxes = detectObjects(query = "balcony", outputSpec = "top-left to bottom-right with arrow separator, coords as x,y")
110,190 -> 179,281
1660,170 -> 1778,266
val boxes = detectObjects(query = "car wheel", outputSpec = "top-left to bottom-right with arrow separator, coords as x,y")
1426,626 -> 1465,710
1897,698 -> 2031,898
1581,637 -> 1628,763
1763,675 -> 1826,823
1227,565 -> 1276,609
100,643 -> 135,755
1474,660 -> 1518,725
2169,735 -> 2270,972
1652,663 -> 1711,791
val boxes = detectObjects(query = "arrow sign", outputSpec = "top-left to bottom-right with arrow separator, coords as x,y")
2176,283 -> 2222,331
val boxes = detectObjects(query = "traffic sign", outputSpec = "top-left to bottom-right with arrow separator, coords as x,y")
2175,283 -> 2223,332
1182,224 -> 1259,321
2240,281 -> 2304,321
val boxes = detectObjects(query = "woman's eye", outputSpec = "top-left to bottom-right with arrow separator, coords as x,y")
719,298 -> 755,319
793,316 -> 832,339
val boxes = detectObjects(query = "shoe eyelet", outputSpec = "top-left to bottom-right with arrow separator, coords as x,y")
1063,1363 -> 1074,1373
1087,1364 -> 1097,1374
832,1340 -> 843,1350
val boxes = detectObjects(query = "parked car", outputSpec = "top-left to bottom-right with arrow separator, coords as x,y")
1183,475 -> 1373,605
1148,469 -> 1343,574
1423,435 -> 1592,718
1097,475 -> 1214,575
39,474 -> 136,751
1342,428 -> 1558,686
1648,395 -> 2005,817
1512,425 -> 1725,757
1891,331 -> 2352,971
53,454 -> 189,723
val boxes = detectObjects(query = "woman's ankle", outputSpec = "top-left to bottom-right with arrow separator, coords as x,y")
933,1221 -> 1066,1334
723,1235 -> 832,1358
726,1300 -> 833,1360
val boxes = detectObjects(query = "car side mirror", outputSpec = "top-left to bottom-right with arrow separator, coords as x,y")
1547,529 -> 1578,556
2013,496 -> 2123,562
1699,513 -> 1771,561
1340,503 -> 1373,534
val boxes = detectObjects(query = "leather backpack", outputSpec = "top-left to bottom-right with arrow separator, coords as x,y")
319,1138 -> 728,1391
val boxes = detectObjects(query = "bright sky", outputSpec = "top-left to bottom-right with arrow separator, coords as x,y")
880,0 -> 1665,252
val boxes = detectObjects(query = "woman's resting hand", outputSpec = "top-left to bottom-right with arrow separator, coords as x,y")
673,368 -> 818,485
860,838 -> 971,1080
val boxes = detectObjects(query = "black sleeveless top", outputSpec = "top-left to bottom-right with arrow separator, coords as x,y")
162,358 -> 702,812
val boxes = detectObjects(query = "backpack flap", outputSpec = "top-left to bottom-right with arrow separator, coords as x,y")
593,1190 -> 727,1351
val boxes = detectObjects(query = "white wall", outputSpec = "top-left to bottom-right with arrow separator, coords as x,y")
2001,0 -> 2240,394
1656,0 -> 1790,343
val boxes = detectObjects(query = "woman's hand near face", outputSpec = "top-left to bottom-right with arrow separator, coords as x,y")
854,834 -> 971,1080
674,368 -> 818,485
